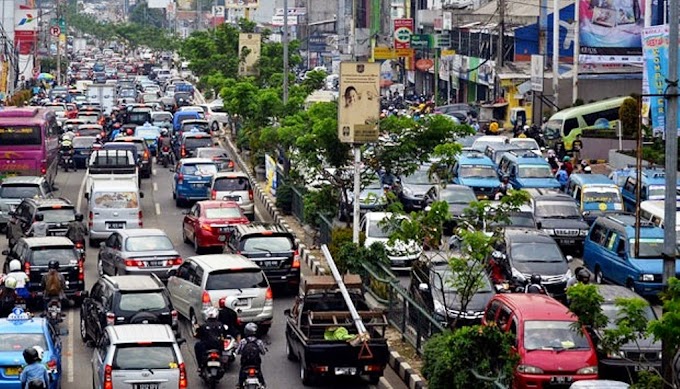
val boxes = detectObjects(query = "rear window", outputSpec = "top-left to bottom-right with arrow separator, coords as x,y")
242,236 -> 294,252
204,207 -> 242,219
31,247 -> 78,266
196,149 -> 228,159
206,269 -> 268,290
214,177 -> 250,191
117,291 -> 167,312
185,137 -> 212,149
182,163 -> 217,176
73,137 -> 96,148
93,192 -> 139,209
125,236 -> 174,251
0,126 -> 41,146
0,334 -> 47,352
38,208 -> 75,223
0,185 -> 40,199
112,343 -> 178,370
129,113 -> 150,123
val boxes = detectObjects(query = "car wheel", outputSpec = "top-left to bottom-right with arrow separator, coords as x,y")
175,198 -> 183,207
182,228 -> 190,244
89,238 -> 98,248
626,279 -> 636,292
194,236 -> 203,254
190,310 -> 199,337
286,338 -> 297,361
595,267 -> 605,284
79,312 -> 91,344
172,191 -> 176,199
300,361 -> 314,386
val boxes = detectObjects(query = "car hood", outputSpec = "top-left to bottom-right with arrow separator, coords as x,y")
522,349 -> 596,373
447,203 -> 469,217
631,258 -> 680,275
536,218 -> 589,229
512,260 -> 568,276
458,177 -> 499,188
439,290 -> 493,313
356,188 -> 386,205
402,183 -> 434,197
517,177 -> 561,188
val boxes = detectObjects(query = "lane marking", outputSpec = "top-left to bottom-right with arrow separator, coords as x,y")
66,311 -> 74,382
152,169 -> 157,176
76,172 -> 87,212
155,203 -> 161,215
153,182 -> 158,192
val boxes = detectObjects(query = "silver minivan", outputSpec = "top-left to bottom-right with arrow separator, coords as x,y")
209,172 -> 254,220
88,180 -> 144,245
166,254 -> 273,334
92,324 -> 186,389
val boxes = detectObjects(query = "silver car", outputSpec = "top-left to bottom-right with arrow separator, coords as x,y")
92,324 -> 186,389
0,176 -> 53,230
98,229 -> 183,281
209,172 -> 254,220
166,254 -> 273,334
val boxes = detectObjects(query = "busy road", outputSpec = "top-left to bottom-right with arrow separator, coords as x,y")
0,159 -> 407,389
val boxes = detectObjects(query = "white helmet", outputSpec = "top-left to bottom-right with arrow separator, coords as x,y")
221,296 -> 239,310
203,306 -> 219,320
4,276 -> 17,290
33,346 -> 45,361
9,260 -> 21,273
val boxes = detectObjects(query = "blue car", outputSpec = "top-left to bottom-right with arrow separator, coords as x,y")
134,124 -> 162,156
497,150 -> 561,190
451,152 -> 501,199
0,309 -> 62,389
172,158 -> 218,207
71,136 -> 96,169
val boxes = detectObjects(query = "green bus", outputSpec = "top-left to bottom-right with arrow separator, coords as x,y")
543,96 -> 627,151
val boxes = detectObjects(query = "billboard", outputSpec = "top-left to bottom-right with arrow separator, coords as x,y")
225,0 -> 258,8
148,0 -> 171,8
177,0 -> 192,11
642,25 -> 680,136
531,55 -> 544,92
238,33 -> 261,76
577,0 -> 645,63
338,62 -> 380,144
15,8 -> 37,32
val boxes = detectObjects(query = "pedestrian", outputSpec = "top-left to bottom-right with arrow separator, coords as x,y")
562,156 -> 574,176
546,149 -> 560,173
556,165 -> 569,191
27,214 -> 48,238
555,141 -> 566,161
572,134 -> 583,164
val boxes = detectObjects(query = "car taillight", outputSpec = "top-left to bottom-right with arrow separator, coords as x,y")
162,146 -> 169,152
104,364 -> 113,389
88,211 -> 93,228
75,242 -> 84,249
177,173 -> 184,185
40,160 -> 47,175
46,358 -> 57,370
138,210 -> 143,227
171,310 -> 178,326
24,262 -> 30,275
265,287 -> 273,301
168,257 -> 183,266
125,259 -> 143,267
79,260 -> 84,280
179,362 -> 187,388
144,150 -> 149,160
106,312 -> 115,326
181,147 -> 186,157
211,190 -> 217,200
228,160 -> 234,169
292,249 -> 300,268
201,224 -> 213,232
248,189 -> 253,201
202,290 -> 212,309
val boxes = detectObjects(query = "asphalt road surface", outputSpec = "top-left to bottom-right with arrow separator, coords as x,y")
0,161 -> 408,389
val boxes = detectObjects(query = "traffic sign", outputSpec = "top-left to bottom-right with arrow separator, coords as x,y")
50,26 -> 61,37
393,18 -> 413,49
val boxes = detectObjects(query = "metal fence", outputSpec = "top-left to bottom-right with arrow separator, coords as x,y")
318,214 -> 333,245
361,262 -> 446,354
291,186 -> 305,224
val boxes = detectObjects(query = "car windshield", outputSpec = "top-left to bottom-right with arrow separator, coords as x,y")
197,149 -> 228,159
152,113 -> 172,122
38,209 -> 75,223
524,320 -> 590,351
439,187 -> 476,204
125,236 -> 174,251
204,207 -> 242,219
93,192 -> 139,209
535,201 -> 581,218
434,268 -> 493,293
510,242 -> 564,263
367,219 -> 398,238
403,169 -> 434,185
460,165 -> 497,178
31,247 -> 78,266
214,177 -> 250,191
112,343 -> 178,370
182,163 -> 217,176
583,188 -> 622,203
135,129 -> 160,138
0,334 -> 47,352
519,166 -> 553,178
629,238 -> 680,258
185,137 -> 213,149
117,292 -> 167,312
602,303 -> 657,329
544,119 -> 563,139
72,137 -> 96,148
206,269 -> 268,290
0,185 -> 40,199
243,236 -> 293,252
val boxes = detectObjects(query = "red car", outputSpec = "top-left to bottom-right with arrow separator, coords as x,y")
182,200 -> 250,253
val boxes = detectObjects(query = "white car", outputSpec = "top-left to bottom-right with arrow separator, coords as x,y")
509,138 -> 542,155
201,100 -> 232,132
472,135 -> 509,152
361,211 -> 422,271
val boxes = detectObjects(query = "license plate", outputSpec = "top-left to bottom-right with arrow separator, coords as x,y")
560,239 -> 576,245
335,367 -> 357,375
107,222 -> 125,229
223,196 -> 240,201
147,261 -> 163,267
259,260 -> 279,268
192,183 -> 205,188
134,384 -> 159,389
206,361 -> 221,367
4,367 -> 20,376
550,376 -> 573,383
235,299 -> 248,307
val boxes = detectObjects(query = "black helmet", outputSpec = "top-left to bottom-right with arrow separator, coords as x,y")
48,260 -> 60,270
576,268 -> 591,283
23,347 -> 39,364
34,213 -> 44,222
75,213 -> 84,222
530,274 -> 542,285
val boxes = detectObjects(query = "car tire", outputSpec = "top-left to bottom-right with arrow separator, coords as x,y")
194,236 -> 203,254
286,338 -> 297,361
626,279 -> 636,293
89,238 -> 98,248
190,310 -> 199,337
182,228 -> 191,244
367,376 -> 380,385
595,267 -> 605,284
97,259 -> 104,276
176,198 -> 184,207
300,361 -> 314,386
79,311 -> 91,344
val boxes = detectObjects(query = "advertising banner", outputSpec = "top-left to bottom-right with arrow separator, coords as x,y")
642,25 -> 680,136
148,0 -> 171,9
577,0 -> 645,63
238,33 -> 261,76
338,62 -> 380,144
225,0 -> 258,8
393,19 -> 413,49
531,55 -> 544,92
265,154 -> 277,195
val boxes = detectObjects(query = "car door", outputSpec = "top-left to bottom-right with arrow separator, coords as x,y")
602,230 -> 633,286
100,234 -> 117,275
92,333 -> 110,389
184,203 -> 199,241
86,283 -> 105,340
167,261 -> 193,317
186,265 -> 204,317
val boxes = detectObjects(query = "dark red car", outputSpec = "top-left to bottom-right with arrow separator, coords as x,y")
181,200 -> 250,253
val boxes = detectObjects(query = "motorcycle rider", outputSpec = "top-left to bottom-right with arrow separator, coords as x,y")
20,347 -> 49,389
65,213 -> 88,249
495,175 -> 513,200
0,277 -> 18,316
59,138 -> 75,171
525,274 -> 546,294
40,260 -> 66,309
27,214 -> 48,238
7,260 -> 30,299
194,307 -> 225,371
566,267 -> 591,289
236,322 -> 267,389
158,129 -> 173,164
219,296 -> 242,341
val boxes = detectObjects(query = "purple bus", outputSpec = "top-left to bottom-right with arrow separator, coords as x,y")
0,108 -> 59,187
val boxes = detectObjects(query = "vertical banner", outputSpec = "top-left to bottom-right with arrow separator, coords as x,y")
238,33 -> 261,76
531,55 -> 544,92
577,0 -> 645,63
264,153 -> 277,195
393,19 -> 413,49
642,25 -> 680,136
338,62 -> 380,144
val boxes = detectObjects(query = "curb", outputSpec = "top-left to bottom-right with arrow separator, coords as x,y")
389,351 -> 427,389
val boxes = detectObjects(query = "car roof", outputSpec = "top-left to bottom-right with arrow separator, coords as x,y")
504,228 -> 554,243
107,324 -> 177,344
189,254 -> 260,272
103,275 -> 163,291
595,284 -> 645,303
531,193 -> 577,203
458,152 -> 495,165
117,228 -> 168,238
233,223 -> 291,235
179,158 -> 214,164
503,150 -> 548,164
23,236 -> 74,247
493,294 -> 577,321
0,317 -> 47,333
0,176 -> 45,185
569,174 -> 616,186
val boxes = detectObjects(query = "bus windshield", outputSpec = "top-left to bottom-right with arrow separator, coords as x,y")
0,126 -> 41,146
544,120 -> 562,139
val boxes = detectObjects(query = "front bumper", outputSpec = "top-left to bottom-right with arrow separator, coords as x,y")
387,253 -> 419,271
515,372 -> 598,388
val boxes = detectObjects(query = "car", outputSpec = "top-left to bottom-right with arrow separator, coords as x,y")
471,135 -> 508,152
201,100 -> 232,133
74,124 -> 105,137
451,152 -> 501,199
361,212 -> 422,271
72,135 -> 97,168
80,275 -> 180,344
619,168 -> 680,212
112,136 -> 153,178
224,223 -> 301,291
340,173 -> 388,220
6,198 -> 76,245
208,172 -> 254,219
497,150 -> 561,190
182,200 -> 249,253
92,324 -> 187,389
87,180 -> 144,243
166,254 -> 274,334
396,167 -> 437,212
529,191 -> 590,253
567,174 -> 624,224
0,176 -> 53,231
0,310 -> 62,389
195,147 -> 234,171
172,158 -> 218,207
2,237 -> 85,302
133,124 -> 162,156
435,184 -> 477,233
176,131 -> 213,159
509,138 -> 541,155
593,285 -> 661,380
97,229 -> 183,279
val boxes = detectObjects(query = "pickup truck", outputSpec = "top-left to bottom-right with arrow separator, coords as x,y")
284,274 -> 389,385
85,149 -> 139,199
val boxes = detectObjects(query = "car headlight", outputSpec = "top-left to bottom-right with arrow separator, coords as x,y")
433,299 -> 446,316
579,229 -> 589,236
640,274 -> 655,282
576,366 -> 598,375
512,268 -> 526,282
543,228 -> 555,235
607,351 -> 625,359
517,365 -> 543,374
402,187 -> 413,197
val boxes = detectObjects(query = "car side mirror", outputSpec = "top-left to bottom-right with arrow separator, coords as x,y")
418,283 -> 429,292
99,242 -> 105,249
566,255 -> 573,263
139,192 -> 144,198
167,269 -> 178,277
1,250 -> 8,256
176,338 -> 187,345
182,210 -> 190,215
169,167 -> 175,172
536,221 -> 542,229
284,309 -> 291,317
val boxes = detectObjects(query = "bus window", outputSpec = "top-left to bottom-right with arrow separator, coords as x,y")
563,118 -> 579,137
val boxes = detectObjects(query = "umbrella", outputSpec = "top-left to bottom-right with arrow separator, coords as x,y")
37,73 -> 54,80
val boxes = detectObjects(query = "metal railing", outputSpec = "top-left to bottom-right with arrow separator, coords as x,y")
318,214 -> 333,245
291,186 -> 305,224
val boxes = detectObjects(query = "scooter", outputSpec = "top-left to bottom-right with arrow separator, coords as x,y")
221,333 -> 237,367
200,349 -> 226,389
60,150 -> 75,172
45,298 -> 62,330
241,366 -> 265,389
159,146 -> 172,168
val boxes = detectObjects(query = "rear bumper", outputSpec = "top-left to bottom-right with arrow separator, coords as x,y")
176,187 -> 210,200
262,268 -> 301,286
90,224 -> 141,239
121,267 -> 178,281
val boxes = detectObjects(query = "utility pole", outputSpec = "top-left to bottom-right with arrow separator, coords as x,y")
551,0 -> 558,109
283,0 -> 289,104
497,0 -> 504,68
572,0 -> 579,104
56,0 -> 61,85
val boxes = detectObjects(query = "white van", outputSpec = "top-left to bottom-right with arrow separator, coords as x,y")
640,200 -> 680,232
88,180 -> 144,246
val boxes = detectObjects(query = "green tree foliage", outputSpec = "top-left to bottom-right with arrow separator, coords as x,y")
335,242 -> 390,275
619,96 -> 639,138
128,1 -> 166,29
565,284 -> 608,331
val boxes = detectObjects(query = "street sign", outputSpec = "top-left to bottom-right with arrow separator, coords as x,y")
50,18 -> 66,30
530,55 -> 544,92
441,49 -> 456,57
393,19 -> 413,49
50,26 -> 61,37
436,34 -> 450,48
410,34 -> 432,50
395,48 -> 414,57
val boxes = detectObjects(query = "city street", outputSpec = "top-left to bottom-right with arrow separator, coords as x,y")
0,162 -> 407,389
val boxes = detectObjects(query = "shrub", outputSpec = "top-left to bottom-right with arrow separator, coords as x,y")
334,241 -> 390,275
619,96 -> 638,138
329,227 -> 353,259
303,185 -> 337,228
274,183 -> 293,214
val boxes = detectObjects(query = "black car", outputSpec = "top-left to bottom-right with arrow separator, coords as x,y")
224,223 -> 300,292
6,198 -> 76,246
79,275 -> 180,344
435,184 -> 477,234
529,191 -> 590,254
595,285 -> 661,380
396,167 -> 437,212
2,236 -> 85,303
409,257 -> 494,327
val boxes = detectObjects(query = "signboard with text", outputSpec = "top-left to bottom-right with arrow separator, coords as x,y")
393,19 -> 413,49
338,62 -> 380,144
530,55 -> 544,92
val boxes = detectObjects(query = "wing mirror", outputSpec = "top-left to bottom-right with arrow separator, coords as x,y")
167,269 -> 178,277
418,283 -> 429,292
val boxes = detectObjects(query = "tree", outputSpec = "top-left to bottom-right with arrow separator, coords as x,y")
619,96 -> 639,138
129,1 -> 166,29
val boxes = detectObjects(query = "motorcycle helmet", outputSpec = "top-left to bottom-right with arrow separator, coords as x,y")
530,274 -> 542,285
126,128 -> 133,136
160,129 -> 168,137
35,214 -> 44,222
203,306 -> 219,320
48,260 -> 60,270
584,166 -> 592,173
491,251 -> 504,260
244,322 -> 258,336
75,213 -> 84,222
33,346 -> 45,362
563,156 -> 571,162
4,277 -> 17,290
220,296 -> 239,310
23,347 -> 39,364
8,259 -> 21,272
576,268 -> 591,283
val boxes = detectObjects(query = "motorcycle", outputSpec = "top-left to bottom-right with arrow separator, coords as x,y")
200,349 -> 226,389
59,150 -> 75,172
45,298 -> 62,329
221,333 -> 237,366
74,241 -> 86,260
159,146 -> 172,168
241,366 -> 265,389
